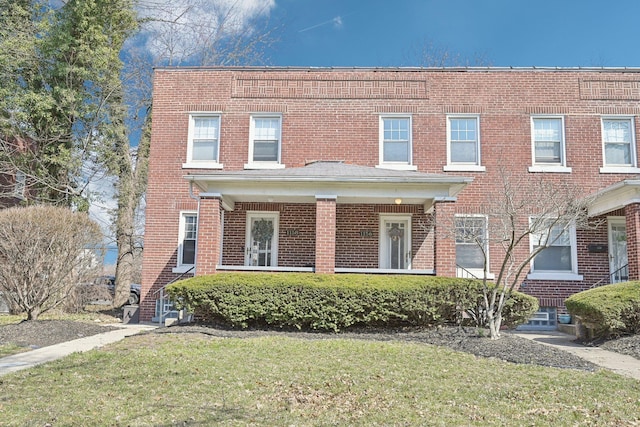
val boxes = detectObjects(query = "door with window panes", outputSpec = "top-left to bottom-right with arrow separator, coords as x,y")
608,218 -> 628,283
245,213 -> 278,267
379,216 -> 411,269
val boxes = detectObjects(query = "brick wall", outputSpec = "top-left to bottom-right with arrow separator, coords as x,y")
142,67 -> 640,320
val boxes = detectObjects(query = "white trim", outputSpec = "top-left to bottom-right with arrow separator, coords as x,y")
244,162 -> 286,170
172,265 -> 195,274
217,265 -> 313,272
248,113 -> 283,165
601,116 -> 637,168
528,218 -> 579,277
607,217 -> 628,283
530,116 -> 567,168
528,165 -> 572,173
599,166 -> 640,174
186,113 -> 221,166
454,214 -> 491,279
446,114 -> 481,168
526,272 -> 583,281
379,214 -> 412,270
376,164 -> 418,171
245,211 -> 279,267
443,164 -> 486,172
176,211 -> 198,271
379,114 -> 413,167
335,268 -> 435,275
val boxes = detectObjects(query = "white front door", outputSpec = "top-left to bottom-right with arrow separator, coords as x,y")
608,218 -> 628,283
379,215 -> 411,269
245,212 -> 278,267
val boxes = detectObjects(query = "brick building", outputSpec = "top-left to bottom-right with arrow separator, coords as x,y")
141,66 -> 640,326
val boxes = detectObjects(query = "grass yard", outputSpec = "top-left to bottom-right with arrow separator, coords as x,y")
0,332 -> 639,426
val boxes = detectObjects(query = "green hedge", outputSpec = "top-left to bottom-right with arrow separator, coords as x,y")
565,281 -> 640,339
166,273 -> 538,332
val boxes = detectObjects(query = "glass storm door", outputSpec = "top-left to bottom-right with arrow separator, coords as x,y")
246,213 -> 278,267
608,219 -> 628,283
380,216 -> 411,269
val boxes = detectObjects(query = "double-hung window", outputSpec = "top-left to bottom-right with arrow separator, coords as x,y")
174,212 -> 197,273
455,215 -> 490,278
601,117 -> 639,173
445,115 -> 484,172
246,114 -> 284,169
529,117 -> 571,173
528,218 -> 581,281
184,114 -> 222,169
378,115 -> 415,170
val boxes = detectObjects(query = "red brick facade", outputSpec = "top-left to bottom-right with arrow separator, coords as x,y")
141,67 -> 640,322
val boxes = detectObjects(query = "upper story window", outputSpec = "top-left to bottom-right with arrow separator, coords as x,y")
246,114 -> 284,169
528,218 -> 581,281
377,115 -> 416,171
183,114 -> 222,169
529,116 -> 571,173
444,115 -> 485,172
173,212 -> 197,273
600,117 -> 640,173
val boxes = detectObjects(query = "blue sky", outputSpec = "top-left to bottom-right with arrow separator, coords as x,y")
267,0 -> 640,67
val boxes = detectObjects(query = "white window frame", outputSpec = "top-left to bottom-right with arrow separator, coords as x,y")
528,116 -> 572,173
245,114 -> 285,169
527,218 -> 582,281
173,211 -> 198,273
13,170 -> 26,200
445,115 -> 485,172
600,116 -> 640,173
183,113 -> 223,169
454,214 -> 494,279
377,115 -> 416,171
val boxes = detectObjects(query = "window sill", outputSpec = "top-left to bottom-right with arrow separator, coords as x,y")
456,268 -> 495,280
244,163 -> 286,170
172,265 -> 195,274
443,164 -> 486,172
182,162 -> 223,169
526,272 -> 583,281
375,164 -> 418,171
599,166 -> 640,174
528,165 -> 572,173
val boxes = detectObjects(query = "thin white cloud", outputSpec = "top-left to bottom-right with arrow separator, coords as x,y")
299,15 -> 345,33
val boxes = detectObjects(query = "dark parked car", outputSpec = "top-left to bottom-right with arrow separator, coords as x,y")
93,275 -> 140,305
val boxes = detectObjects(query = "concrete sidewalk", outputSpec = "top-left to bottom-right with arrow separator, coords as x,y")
513,330 -> 640,380
0,323 -> 156,377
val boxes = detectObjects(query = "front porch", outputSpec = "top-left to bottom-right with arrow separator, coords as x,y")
186,161 -> 472,276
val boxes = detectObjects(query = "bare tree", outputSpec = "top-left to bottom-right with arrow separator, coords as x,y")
447,169 -> 594,339
0,205 -> 103,320
404,37 -> 491,67
105,0 -> 280,307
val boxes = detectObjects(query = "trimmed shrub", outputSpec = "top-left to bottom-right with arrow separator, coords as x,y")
565,281 -> 640,339
167,273 -> 538,332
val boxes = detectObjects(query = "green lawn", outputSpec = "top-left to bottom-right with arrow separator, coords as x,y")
1,332 -> 639,426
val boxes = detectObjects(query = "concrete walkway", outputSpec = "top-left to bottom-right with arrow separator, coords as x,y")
514,330 -> 640,380
0,323 -> 156,377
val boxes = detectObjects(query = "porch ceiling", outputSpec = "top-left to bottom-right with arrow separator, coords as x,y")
184,161 -> 473,210
589,179 -> 640,217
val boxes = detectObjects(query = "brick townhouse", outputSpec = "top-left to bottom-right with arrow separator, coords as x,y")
141,66 -> 640,327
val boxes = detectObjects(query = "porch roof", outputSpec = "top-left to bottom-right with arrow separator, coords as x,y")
589,178 -> 640,217
184,161 -> 473,211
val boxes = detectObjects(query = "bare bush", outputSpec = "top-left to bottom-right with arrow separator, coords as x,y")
0,205 -> 103,320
